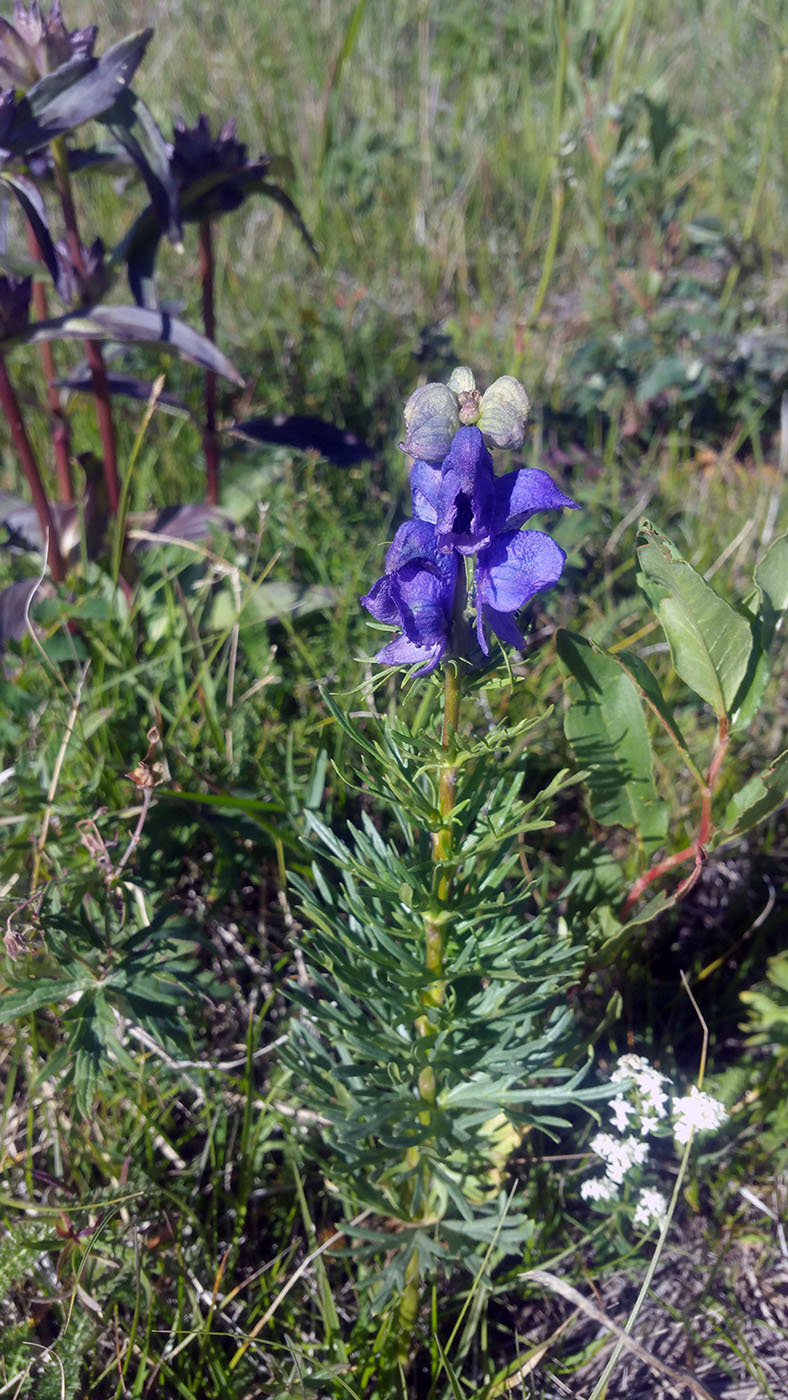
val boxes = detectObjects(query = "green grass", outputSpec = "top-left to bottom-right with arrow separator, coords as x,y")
1,1 -> 787,1396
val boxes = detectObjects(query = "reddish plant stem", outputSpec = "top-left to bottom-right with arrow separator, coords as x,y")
50,136 -> 121,514
0,354 -> 65,581
620,718 -> 730,919
199,220 -> 220,505
25,223 -> 73,503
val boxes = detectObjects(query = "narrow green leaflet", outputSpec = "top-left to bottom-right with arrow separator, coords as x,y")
636,519 -> 753,718
712,749 -> 788,847
556,630 -> 667,845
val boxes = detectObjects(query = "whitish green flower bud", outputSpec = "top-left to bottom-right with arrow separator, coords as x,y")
446,365 -> 476,394
402,381 -> 459,462
478,375 -> 530,450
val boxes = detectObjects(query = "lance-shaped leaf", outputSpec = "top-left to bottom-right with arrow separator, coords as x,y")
711,749 -> 788,848
55,369 -> 189,416
729,531 -> 788,730
6,303 -> 244,384
636,518 -> 753,719
613,646 -> 705,787
556,629 -> 668,846
99,88 -> 181,246
754,530 -> 788,654
5,30 -> 152,153
229,414 -> 371,467
0,171 -> 62,293
117,160 -> 316,307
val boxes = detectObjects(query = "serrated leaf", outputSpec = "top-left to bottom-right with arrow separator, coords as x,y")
6,31 -> 152,153
712,749 -> 788,845
7,303 -> 244,384
0,974 -> 93,1021
556,629 -> 667,845
636,519 -> 753,718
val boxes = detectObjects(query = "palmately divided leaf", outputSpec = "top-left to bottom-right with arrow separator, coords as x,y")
636,518 -> 753,718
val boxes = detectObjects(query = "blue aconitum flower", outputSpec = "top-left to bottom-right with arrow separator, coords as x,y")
361,520 -> 458,675
475,529 -> 569,654
364,382 -> 577,674
411,426 -> 577,557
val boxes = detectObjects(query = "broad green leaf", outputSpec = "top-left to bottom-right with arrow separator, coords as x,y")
556,630 -> 667,845
754,530 -> 788,653
730,531 -> 788,729
712,749 -> 788,846
636,519 -> 753,718
6,303 -> 244,384
6,32 -> 152,153
636,355 -> 689,402
612,647 -> 704,785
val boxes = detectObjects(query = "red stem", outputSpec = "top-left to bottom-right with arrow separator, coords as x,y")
25,223 -> 73,503
0,354 -> 65,582
620,718 -> 730,920
199,220 -> 220,505
51,136 -> 121,514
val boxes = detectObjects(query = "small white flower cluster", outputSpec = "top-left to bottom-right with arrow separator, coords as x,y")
580,1055 -> 728,1231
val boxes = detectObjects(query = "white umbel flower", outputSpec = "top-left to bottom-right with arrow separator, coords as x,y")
590,1131 -> 648,1185
580,1176 -> 617,1203
672,1086 -> 728,1145
633,1187 -> 668,1230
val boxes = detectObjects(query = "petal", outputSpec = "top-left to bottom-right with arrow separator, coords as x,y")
434,426 -> 496,554
384,518 -> 440,573
393,556 -> 456,646
478,375 -> 530,450
360,574 -> 399,624
482,606 -> 527,651
476,529 -> 567,612
493,466 -> 579,532
402,382 -> 459,462
375,634 -> 445,675
410,459 -> 441,523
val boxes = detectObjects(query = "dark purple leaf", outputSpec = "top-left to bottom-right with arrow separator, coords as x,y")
9,303 -> 245,385
55,370 -> 190,416
6,30 -> 152,153
0,171 -> 62,293
99,89 -> 181,245
229,414 -> 371,467
131,504 -> 234,550
0,576 -> 45,646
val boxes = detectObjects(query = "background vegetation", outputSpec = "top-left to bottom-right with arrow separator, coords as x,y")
1,1 -> 787,1396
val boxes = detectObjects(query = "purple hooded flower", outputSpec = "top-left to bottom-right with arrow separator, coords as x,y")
475,529 -> 568,653
361,520 -> 458,675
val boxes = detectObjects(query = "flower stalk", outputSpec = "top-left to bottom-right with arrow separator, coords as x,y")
0,353 -> 65,581
25,222 -> 73,503
198,219 -> 221,505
